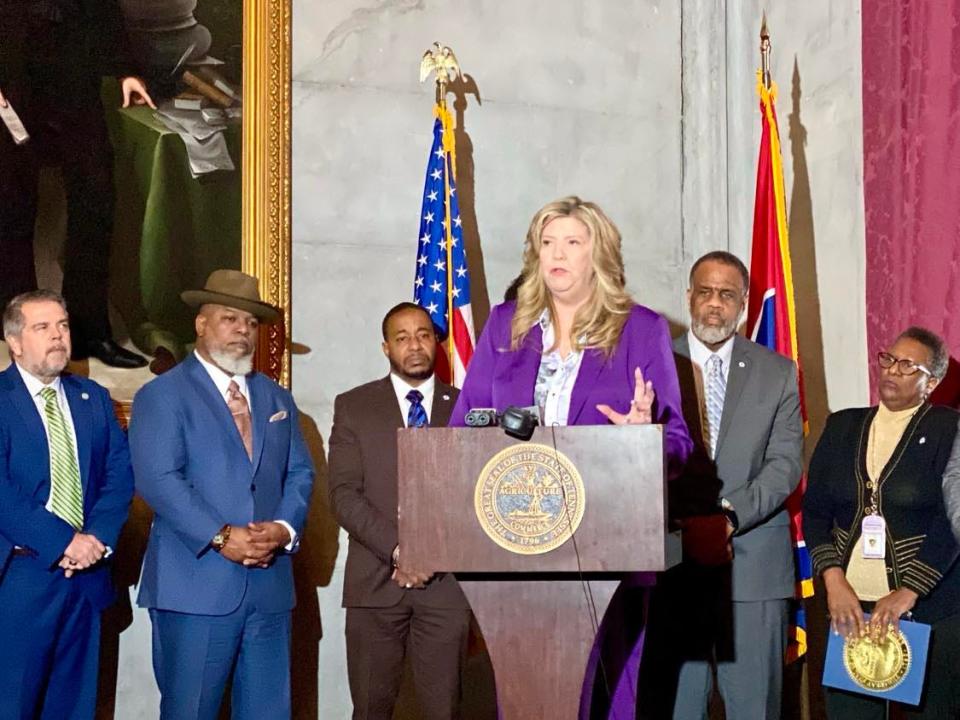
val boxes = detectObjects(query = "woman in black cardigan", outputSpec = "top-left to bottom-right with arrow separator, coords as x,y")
804,326 -> 960,719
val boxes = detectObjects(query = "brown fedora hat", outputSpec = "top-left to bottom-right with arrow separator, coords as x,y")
181,269 -> 281,322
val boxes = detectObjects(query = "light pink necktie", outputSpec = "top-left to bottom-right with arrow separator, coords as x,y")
227,380 -> 253,459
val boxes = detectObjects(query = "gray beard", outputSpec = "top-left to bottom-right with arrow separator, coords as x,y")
691,314 -> 741,346
210,349 -> 253,376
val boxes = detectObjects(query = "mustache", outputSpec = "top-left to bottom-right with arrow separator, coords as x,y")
47,344 -> 67,353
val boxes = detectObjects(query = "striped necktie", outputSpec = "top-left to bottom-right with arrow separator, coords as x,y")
406,389 -> 428,428
40,386 -> 84,530
705,354 -> 726,458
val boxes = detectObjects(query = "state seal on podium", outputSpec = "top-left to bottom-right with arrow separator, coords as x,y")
474,443 -> 585,555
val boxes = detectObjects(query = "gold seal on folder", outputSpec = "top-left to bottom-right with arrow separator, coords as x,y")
843,627 -> 911,691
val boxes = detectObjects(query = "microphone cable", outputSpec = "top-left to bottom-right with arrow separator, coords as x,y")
547,422 -> 631,719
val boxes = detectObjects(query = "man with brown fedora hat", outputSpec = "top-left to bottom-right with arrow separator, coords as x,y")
129,269 -> 314,719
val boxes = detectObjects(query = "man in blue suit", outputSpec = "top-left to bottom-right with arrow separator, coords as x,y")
0,289 -> 134,720
129,269 -> 315,720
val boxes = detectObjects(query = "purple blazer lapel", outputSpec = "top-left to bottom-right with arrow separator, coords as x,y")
496,323 -> 541,409
567,349 -> 606,425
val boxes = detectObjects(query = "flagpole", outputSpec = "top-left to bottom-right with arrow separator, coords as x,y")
441,108 -> 455,374
760,13 -> 772,90
420,43 -> 462,378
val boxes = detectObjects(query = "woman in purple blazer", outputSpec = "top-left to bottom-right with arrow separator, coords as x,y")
451,196 -> 691,473
451,196 -> 693,718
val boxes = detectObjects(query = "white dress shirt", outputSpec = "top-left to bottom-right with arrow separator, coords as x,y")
686,330 -> 738,513
535,310 -> 585,427
194,351 -> 296,550
390,373 -> 435,426
686,329 -> 735,383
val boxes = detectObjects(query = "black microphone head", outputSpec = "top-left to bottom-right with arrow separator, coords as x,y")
464,408 -> 498,427
500,406 -> 538,441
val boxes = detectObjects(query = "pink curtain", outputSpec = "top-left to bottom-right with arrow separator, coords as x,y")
863,1 -> 960,405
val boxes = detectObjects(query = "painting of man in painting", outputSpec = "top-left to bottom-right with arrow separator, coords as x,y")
0,0 -> 242,399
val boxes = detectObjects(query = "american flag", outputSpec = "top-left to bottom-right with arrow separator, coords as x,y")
413,107 -> 475,386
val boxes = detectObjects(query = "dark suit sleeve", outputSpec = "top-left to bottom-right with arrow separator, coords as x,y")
0,424 -> 75,567
129,382 -> 225,556
327,393 -> 397,562
272,396 -> 315,546
899,419 -> 960,597
82,385 -> 134,549
722,360 -> 803,533
803,413 -> 843,575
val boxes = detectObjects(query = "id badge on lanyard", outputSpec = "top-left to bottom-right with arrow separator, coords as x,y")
862,514 -> 886,559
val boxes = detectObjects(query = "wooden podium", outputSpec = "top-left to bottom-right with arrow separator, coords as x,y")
398,425 -> 680,719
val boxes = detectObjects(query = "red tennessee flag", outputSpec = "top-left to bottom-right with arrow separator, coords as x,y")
747,73 -> 813,663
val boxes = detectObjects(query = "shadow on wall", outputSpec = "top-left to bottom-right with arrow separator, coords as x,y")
447,75 -> 492,334
292,412 -> 342,720
787,56 -> 830,453
93,411 -> 342,719
782,56 -> 830,720
96,495 -> 151,720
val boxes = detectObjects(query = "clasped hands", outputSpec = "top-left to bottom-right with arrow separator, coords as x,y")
597,367 -> 655,425
218,522 -> 291,568
823,568 -> 918,641
59,532 -> 107,577
390,545 -> 434,589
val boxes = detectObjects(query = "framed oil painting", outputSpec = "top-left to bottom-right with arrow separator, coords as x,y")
0,0 -> 291,420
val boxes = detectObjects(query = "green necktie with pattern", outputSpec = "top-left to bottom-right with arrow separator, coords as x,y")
40,386 -> 84,530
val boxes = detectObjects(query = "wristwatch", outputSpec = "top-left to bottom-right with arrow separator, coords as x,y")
719,497 -> 739,533
212,524 -> 232,552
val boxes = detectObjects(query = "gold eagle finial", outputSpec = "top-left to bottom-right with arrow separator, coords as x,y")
419,42 -> 462,86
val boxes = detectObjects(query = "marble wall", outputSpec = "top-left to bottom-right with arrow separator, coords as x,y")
113,1 -> 868,716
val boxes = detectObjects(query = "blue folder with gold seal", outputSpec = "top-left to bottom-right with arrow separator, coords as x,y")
822,616 -> 931,706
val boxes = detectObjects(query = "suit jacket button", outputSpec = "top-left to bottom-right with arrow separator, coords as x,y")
250,484 -> 256,492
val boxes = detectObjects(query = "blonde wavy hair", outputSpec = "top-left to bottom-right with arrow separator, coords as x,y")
510,196 -> 634,355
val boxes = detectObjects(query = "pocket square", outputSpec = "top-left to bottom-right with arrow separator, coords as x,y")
269,410 -> 288,423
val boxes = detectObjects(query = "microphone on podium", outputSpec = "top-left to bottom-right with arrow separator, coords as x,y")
463,406 -> 539,441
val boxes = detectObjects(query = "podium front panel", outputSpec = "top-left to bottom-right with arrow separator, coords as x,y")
398,425 -> 678,574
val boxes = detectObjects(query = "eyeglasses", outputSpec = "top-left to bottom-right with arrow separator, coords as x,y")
877,351 -> 932,377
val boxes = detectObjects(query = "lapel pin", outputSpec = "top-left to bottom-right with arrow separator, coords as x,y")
919,437 -> 926,444
442,394 -> 450,400
81,392 -> 89,400
738,361 -> 745,368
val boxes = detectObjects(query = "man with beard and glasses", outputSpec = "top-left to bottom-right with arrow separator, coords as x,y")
328,302 -> 471,720
128,270 -> 314,720
638,251 -> 803,720
0,289 -> 133,720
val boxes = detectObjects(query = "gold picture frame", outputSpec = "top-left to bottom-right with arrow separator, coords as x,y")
243,0 -> 291,387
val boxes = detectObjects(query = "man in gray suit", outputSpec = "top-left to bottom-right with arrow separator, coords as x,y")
941,421 -> 960,543
639,251 -> 803,720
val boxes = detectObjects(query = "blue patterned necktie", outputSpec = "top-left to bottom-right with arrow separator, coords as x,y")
406,389 -> 428,428
705,354 -> 726,458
